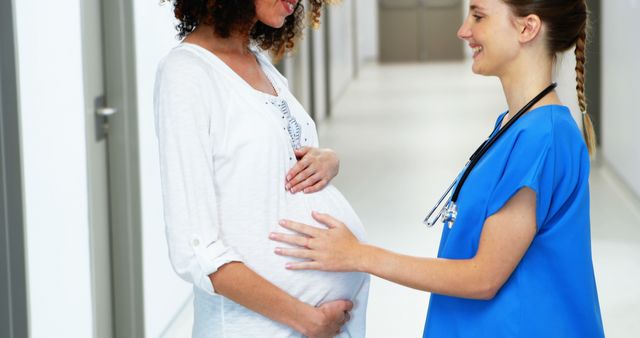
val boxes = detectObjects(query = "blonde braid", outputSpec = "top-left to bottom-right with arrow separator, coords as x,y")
575,28 -> 597,156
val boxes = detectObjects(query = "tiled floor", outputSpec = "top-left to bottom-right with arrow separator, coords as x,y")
164,62 -> 640,338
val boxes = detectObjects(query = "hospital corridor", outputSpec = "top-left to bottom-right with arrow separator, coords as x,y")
1,0 -> 639,338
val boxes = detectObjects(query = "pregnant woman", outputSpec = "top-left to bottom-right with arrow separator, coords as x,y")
154,1 -> 369,337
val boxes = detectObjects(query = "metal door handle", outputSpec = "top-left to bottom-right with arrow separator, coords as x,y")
94,96 -> 117,141
96,107 -> 118,117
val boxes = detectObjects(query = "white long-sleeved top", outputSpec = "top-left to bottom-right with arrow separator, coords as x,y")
154,43 -> 369,337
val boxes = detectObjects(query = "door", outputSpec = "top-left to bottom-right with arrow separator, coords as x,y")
80,0 -> 114,337
0,0 -> 29,337
379,0 -> 420,62
81,0 -> 146,337
419,0 -> 464,61
379,0 -> 464,62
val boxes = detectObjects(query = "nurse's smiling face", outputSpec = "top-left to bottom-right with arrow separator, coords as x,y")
255,0 -> 300,28
457,0 -> 522,77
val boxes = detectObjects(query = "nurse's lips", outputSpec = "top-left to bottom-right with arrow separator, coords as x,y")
469,44 -> 484,58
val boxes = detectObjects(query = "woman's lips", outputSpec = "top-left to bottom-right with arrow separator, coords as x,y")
281,0 -> 296,15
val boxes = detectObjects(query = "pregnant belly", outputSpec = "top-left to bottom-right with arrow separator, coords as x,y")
223,184 -> 367,306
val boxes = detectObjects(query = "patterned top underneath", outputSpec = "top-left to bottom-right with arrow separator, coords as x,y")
270,97 -> 302,150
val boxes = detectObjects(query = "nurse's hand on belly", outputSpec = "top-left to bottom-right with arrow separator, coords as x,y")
285,147 -> 339,194
271,189 -> 538,300
270,211 -> 364,272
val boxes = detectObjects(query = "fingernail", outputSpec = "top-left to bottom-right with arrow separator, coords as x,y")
286,175 -> 291,181
303,188 -> 309,193
279,220 -> 286,226
269,232 -> 276,239
285,263 -> 292,269
285,184 -> 290,190
274,248 -> 282,254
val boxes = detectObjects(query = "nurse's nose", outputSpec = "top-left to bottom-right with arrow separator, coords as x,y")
457,17 -> 472,41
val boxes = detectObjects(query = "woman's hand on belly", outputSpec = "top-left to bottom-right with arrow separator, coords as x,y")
270,211 -> 364,272
285,147 -> 339,194
305,300 -> 353,338
210,261 -> 354,336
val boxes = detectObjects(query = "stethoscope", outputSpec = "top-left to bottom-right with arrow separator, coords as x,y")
423,83 -> 558,229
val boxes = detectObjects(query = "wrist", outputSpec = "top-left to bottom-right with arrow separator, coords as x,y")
293,303 -> 322,336
325,148 -> 340,174
353,244 -> 375,273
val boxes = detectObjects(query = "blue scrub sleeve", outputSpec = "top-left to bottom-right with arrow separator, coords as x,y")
486,130 -> 554,230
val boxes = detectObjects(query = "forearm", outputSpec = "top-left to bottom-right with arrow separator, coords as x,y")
275,195 -> 537,300
210,262 -> 318,334
358,245 -> 496,300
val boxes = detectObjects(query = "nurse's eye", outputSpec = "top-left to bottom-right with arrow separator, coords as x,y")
473,15 -> 483,22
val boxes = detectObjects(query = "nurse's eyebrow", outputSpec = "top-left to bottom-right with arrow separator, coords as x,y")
469,4 -> 488,16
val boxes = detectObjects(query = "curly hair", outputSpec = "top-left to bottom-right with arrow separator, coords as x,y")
173,0 -> 330,59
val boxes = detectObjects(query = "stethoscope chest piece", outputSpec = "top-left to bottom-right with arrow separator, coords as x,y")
441,200 -> 458,229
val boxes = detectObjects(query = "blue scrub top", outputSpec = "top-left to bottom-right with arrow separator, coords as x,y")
423,105 -> 605,338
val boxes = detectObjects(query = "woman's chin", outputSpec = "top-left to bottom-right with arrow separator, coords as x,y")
260,17 -> 287,29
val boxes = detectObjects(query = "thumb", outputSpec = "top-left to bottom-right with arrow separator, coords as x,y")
340,300 -> 354,312
294,147 -> 310,158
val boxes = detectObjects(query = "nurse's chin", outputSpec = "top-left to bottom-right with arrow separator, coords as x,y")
471,65 -> 489,76
470,61 -> 497,77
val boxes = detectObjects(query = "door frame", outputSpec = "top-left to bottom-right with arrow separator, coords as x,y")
0,0 -> 29,337
323,5 -> 332,118
101,0 -> 145,336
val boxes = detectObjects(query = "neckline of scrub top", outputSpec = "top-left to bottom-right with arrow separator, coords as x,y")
497,104 -> 568,131
179,42 -> 281,99
482,104 -> 568,159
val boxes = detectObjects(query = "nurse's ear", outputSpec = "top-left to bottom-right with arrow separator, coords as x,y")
515,14 -> 543,44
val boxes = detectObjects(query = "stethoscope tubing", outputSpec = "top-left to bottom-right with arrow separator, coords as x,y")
423,83 -> 557,228
450,83 -> 558,203
424,179 -> 456,227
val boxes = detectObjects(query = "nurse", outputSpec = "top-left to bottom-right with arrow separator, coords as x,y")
270,0 -> 605,337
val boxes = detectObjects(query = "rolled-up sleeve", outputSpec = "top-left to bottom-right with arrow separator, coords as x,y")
154,54 -> 243,295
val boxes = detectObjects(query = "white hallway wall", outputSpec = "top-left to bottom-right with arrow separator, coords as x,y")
602,1 -> 640,197
14,0 -> 94,337
356,0 -> 379,63
328,0 -> 378,105
307,0 -> 377,121
328,2 -> 356,104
